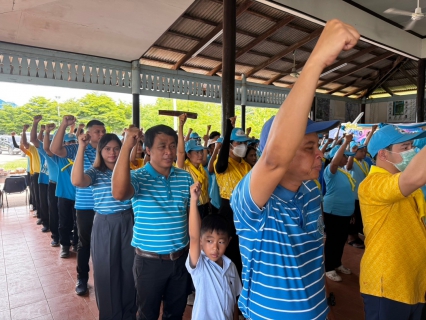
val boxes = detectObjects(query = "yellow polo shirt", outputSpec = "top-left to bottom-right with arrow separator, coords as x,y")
28,145 -> 41,174
130,159 -> 144,170
183,161 -> 209,205
214,157 -> 251,200
358,165 -> 426,304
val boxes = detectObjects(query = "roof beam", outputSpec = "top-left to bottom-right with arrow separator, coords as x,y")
381,83 -> 394,96
171,0 -> 253,70
245,27 -> 323,78
317,52 -> 395,89
207,15 -> 295,76
359,56 -> 406,99
265,45 -> 376,86
399,68 -> 418,86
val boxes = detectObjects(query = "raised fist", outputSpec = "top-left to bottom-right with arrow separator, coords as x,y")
33,115 -> 43,124
62,115 -> 76,127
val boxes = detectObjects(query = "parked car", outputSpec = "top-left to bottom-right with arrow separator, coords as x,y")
0,134 -> 28,155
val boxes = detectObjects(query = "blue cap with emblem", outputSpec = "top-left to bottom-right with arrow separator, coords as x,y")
350,141 -> 366,150
189,132 -> 200,140
368,124 -> 426,157
185,139 -> 207,153
230,128 -> 251,142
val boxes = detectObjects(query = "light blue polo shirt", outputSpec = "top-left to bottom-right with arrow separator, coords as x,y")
130,163 -> 193,254
185,252 -> 242,320
36,145 -> 49,185
85,167 -> 132,215
38,142 -> 58,183
347,159 -> 369,200
231,172 -> 328,320
66,144 -> 96,210
323,166 -> 355,216
53,155 -> 76,201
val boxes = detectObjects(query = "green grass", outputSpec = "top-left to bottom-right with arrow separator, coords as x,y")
1,159 -> 28,171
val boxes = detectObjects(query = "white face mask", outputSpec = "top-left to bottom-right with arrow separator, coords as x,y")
231,143 -> 247,158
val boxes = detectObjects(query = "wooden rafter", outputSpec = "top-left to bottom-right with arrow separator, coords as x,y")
381,83 -> 394,96
207,15 -> 295,76
245,27 -> 323,78
359,56 -> 406,99
317,52 -> 395,89
265,45 -> 376,86
171,0 -> 253,70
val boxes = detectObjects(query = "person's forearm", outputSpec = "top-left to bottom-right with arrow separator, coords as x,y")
208,148 -> 219,173
346,156 -> 354,170
43,131 -> 54,156
330,141 -> 350,173
188,198 -> 201,267
130,144 -> 137,165
37,129 -> 44,142
320,141 -> 330,154
177,124 -> 185,168
50,122 -> 67,157
21,130 -> 29,149
71,146 -> 88,187
364,127 -> 376,146
112,146 -> 133,200
184,128 -> 192,142
11,136 -> 19,149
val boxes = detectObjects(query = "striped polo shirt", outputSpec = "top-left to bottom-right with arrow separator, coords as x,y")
130,163 -> 193,254
66,144 -> 96,210
231,172 -> 328,320
85,167 -> 132,214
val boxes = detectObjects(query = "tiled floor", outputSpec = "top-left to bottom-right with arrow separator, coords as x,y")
0,194 -> 365,320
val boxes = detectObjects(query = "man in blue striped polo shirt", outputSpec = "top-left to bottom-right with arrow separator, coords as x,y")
112,125 -> 193,320
51,115 -> 105,296
230,20 -> 360,320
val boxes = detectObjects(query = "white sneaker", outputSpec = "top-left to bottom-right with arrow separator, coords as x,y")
29,204 -> 33,211
326,270 -> 342,282
187,292 -> 195,306
336,265 -> 351,275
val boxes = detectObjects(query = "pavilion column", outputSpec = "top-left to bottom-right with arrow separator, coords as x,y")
241,74 -> 247,131
132,60 -> 141,128
360,98 -> 366,124
221,0 -> 237,133
416,58 -> 425,123
310,97 -> 316,120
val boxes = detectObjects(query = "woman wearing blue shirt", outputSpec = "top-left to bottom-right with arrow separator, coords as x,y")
323,134 -> 356,282
71,133 -> 136,320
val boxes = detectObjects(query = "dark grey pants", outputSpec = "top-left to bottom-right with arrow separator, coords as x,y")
91,209 -> 136,320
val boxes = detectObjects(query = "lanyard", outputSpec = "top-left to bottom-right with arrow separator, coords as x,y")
354,159 -> 368,176
337,168 -> 356,191
61,158 -> 74,172
185,159 -> 208,196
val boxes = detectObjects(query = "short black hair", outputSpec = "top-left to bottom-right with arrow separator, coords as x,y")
209,131 -> 220,139
144,125 -> 177,149
200,214 -> 231,237
86,120 -> 105,129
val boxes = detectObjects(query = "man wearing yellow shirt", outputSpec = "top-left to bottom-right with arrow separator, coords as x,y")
359,124 -> 426,320
214,118 -> 252,276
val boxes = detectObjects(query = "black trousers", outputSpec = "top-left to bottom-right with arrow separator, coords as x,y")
324,212 -> 352,272
39,183 -> 49,227
133,251 -> 190,320
362,294 -> 424,320
58,198 -> 76,247
91,210 -> 136,320
348,200 -> 364,236
48,182 -> 59,242
76,209 -> 95,280
30,173 -> 40,214
27,172 -> 34,208
218,198 -> 242,277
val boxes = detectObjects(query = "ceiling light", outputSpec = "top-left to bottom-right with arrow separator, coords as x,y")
320,63 -> 347,77
191,30 -> 223,58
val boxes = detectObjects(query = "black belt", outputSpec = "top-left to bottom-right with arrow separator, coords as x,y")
135,246 -> 188,261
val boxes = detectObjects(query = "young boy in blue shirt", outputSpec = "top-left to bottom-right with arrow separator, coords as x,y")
186,182 -> 242,320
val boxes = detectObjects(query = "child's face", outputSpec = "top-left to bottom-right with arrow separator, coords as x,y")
200,230 -> 230,267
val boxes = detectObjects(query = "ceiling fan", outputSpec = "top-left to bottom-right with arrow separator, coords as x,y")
289,50 -> 300,78
384,0 -> 424,30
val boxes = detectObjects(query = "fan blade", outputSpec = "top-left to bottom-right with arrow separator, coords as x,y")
384,8 -> 414,16
404,19 -> 417,30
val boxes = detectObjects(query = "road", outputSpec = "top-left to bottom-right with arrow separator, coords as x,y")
0,153 -> 25,165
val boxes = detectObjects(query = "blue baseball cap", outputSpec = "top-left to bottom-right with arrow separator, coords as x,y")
189,132 -> 200,139
215,137 -> 224,144
185,140 -> 206,153
230,128 -> 251,142
368,125 -> 426,157
350,141 -> 366,150
248,139 -> 260,146
329,145 -> 355,158
259,116 -> 340,152
64,133 -> 77,142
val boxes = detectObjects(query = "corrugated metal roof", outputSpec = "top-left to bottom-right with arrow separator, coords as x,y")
138,0 -> 418,99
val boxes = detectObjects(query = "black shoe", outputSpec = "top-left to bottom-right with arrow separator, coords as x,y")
36,218 -> 42,225
75,279 -> 88,296
51,240 -> 59,247
71,245 -> 78,253
41,226 -> 50,233
60,245 -> 70,258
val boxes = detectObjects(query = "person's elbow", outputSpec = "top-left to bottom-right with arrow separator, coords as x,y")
112,184 -> 132,201
399,171 -> 424,197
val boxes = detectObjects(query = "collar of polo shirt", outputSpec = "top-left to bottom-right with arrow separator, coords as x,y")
144,162 -> 175,179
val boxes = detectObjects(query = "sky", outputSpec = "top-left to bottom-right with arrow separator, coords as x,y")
0,82 -> 157,106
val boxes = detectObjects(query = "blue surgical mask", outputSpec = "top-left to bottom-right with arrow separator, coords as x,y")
386,149 -> 416,172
